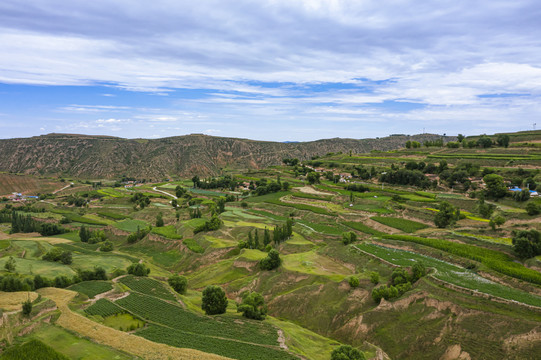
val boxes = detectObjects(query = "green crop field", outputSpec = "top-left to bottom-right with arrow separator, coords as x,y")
119,275 -> 177,301
371,216 -> 429,233
68,281 -> 113,298
85,298 -> 125,317
355,243 -> 541,307
151,225 -> 182,239
114,219 -> 150,232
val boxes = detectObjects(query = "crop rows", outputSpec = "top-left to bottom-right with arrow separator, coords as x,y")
0,339 -> 69,360
85,298 -> 124,317
138,325 -> 299,360
382,234 -> 541,285
265,199 -> 337,217
116,293 -> 278,346
371,216 -> 429,233
356,243 -> 541,307
342,221 -> 385,236
119,275 -> 177,301
96,210 -> 128,220
68,281 -> 113,298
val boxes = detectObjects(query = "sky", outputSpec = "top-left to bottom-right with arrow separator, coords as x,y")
1,0 -> 540,141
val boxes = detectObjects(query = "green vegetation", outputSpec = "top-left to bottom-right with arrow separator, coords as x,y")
0,339 -> 69,360
371,216 -> 429,233
119,275 -> 176,301
67,281 -> 112,298
85,298 -> 124,317
381,234 -> 541,285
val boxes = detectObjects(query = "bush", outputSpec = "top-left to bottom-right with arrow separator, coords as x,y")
260,249 -> 281,271
370,272 -> 379,285
342,231 -> 357,245
237,291 -> 267,320
348,276 -> 360,288
100,240 -> 114,252
202,285 -> 228,315
22,299 -> 32,316
168,275 -> 188,294
526,202 -> 540,216
331,345 -> 366,360
127,263 -> 150,277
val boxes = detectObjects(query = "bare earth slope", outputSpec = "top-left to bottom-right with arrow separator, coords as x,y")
0,133 -> 452,179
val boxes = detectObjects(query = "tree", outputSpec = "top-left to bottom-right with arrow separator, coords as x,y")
342,231 -> 357,245
263,228 -> 271,247
331,345 -> 365,360
512,229 -> 541,259
4,256 -> 16,272
22,299 -> 32,316
171,199 -> 177,208
348,276 -> 360,288
237,291 -> 267,320
306,172 -> 320,185
127,263 -> 150,276
489,214 -> 506,230
59,251 -> 73,265
434,201 -> 458,228
477,135 -> 493,148
457,134 -> 465,143
202,285 -> 228,315
191,175 -> 200,188
79,225 -> 91,243
175,185 -> 186,198
260,249 -> 281,270
370,272 -> 379,285
168,275 -> 188,294
496,134 -> 510,148
411,262 -> 426,282
483,174 -> 507,199
100,240 -> 114,252
526,202 -> 540,216
156,213 -> 164,227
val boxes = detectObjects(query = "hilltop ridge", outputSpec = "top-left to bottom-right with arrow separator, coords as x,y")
0,133 -> 452,179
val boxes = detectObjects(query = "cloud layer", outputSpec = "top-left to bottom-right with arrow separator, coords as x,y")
1,0 -> 540,140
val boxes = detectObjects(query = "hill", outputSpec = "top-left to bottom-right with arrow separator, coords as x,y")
0,133 -> 452,179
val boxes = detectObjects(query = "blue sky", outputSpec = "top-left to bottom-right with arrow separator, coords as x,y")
1,0 -> 541,141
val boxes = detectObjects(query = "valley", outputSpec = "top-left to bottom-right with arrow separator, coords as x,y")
0,131 -> 540,360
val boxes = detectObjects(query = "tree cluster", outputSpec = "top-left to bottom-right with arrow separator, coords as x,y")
434,201 -> 461,228
127,263 -> 150,276
130,193 -> 151,209
237,291 -> 267,320
197,175 -> 239,191
512,229 -> 541,259
282,158 -> 299,166
371,263 -> 426,303
260,249 -> 281,271
42,248 -> 73,265
193,215 -> 223,234
345,184 -> 369,193
331,345 -> 366,360
127,226 -> 150,244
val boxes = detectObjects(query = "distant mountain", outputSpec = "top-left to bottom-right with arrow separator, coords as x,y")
0,133 -> 453,179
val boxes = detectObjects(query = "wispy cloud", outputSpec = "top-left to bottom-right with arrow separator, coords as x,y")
0,1 -> 540,140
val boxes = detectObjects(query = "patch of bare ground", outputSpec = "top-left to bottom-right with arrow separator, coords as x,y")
295,186 -> 334,196
503,327 -> 541,352
364,218 -> 399,234
233,260 -> 257,271
277,329 -> 288,350
440,344 -> 471,360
